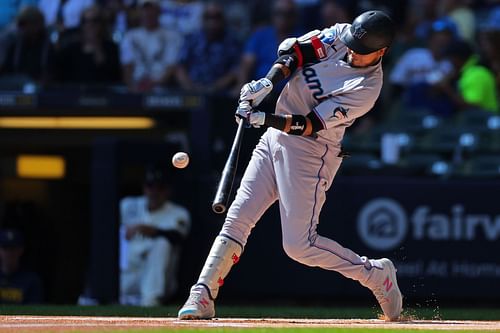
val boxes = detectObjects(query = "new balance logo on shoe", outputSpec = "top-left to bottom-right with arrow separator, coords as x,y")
383,276 -> 393,292
199,298 -> 209,308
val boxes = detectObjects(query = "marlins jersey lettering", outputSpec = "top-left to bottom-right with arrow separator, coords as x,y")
275,23 -> 383,146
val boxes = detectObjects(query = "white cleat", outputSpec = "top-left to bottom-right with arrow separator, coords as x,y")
368,258 -> 403,321
178,284 -> 215,320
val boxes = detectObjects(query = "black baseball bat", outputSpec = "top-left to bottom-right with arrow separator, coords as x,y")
212,118 -> 246,214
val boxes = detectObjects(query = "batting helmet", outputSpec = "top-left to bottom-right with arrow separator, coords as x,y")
340,10 -> 395,55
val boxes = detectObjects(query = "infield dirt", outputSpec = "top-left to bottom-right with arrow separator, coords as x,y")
0,316 -> 499,332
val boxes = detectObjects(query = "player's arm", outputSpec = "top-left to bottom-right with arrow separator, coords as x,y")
243,109 -> 325,136
239,30 -> 328,107
241,91 -> 373,135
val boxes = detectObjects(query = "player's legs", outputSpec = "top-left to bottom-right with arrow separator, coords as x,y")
179,130 -> 279,319
272,130 -> 402,320
140,237 -> 172,306
120,269 -> 142,305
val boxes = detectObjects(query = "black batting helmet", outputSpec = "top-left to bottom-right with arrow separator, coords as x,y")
340,10 -> 395,55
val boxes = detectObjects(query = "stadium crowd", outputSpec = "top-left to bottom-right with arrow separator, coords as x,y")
0,0 -> 499,171
0,0 -> 497,101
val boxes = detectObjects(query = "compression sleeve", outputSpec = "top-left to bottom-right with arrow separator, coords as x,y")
264,54 -> 299,86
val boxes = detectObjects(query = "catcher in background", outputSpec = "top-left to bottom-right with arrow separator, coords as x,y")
120,166 -> 190,306
179,10 -> 403,320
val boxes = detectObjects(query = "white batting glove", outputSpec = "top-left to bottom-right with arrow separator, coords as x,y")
235,102 -> 266,128
235,101 -> 252,123
247,111 -> 266,128
239,78 -> 273,107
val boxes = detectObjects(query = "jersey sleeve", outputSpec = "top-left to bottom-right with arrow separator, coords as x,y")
119,32 -> 134,65
120,197 -> 141,225
156,204 -> 191,237
312,78 -> 380,129
175,206 -> 191,237
163,30 -> 182,66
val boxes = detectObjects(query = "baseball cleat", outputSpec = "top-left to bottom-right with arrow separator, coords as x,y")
368,258 -> 403,321
178,284 -> 215,320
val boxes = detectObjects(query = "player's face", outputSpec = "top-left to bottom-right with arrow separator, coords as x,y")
347,48 -> 387,67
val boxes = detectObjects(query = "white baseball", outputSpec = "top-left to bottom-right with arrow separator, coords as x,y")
172,152 -> 189,169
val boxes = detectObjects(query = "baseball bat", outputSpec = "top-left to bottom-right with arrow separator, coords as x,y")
212,117 -> 246,214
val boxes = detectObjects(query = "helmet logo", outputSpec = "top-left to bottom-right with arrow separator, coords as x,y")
352,25 -> 367,39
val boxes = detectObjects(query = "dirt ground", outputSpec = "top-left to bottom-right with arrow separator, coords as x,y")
0,316 -> 499,332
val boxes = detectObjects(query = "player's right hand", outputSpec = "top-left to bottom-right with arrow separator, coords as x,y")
235,101 -> 266,128
239,78 -> 273,107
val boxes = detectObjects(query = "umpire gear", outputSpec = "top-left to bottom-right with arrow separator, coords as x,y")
340,10 -> 395,55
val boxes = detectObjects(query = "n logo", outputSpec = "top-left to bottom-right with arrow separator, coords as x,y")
200,298 -> 209,307
383,277 -> 393,292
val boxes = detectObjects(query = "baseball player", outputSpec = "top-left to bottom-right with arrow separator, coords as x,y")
178,10 -> 402,320
120,167 -> 190,306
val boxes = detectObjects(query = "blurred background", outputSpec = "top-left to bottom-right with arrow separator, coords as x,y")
0,0 -> 499,308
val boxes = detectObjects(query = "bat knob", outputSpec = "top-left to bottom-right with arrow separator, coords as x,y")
212,203 -> 226,214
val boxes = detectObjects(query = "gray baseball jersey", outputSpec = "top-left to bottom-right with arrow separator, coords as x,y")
276,23 -> 383,147
214,23 -> 386,292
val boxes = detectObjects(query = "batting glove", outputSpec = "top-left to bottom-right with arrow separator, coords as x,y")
235,101 -> 252,121
247,111 -> 266,128
235,102 -> 266,128
239,78 -> 273,107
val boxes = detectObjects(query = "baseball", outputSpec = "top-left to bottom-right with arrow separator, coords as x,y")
172,152 -> 189,169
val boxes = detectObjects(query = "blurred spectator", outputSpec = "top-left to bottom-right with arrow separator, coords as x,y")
434,40 -> 499,113
478,7 -> 500,88
237,0 -> 301,94
175,2 -> 240,93
413,0 -> 441,41
100,0 -> 137,43
38,0 -> 95,45
159,0 -> 204,37
390,19 -> 456,116
220,1 -> 251,42
39,0 -> 95,30
438,0 -> 475,43
0,0 -> 38,31
320,0 -> 355,27
120,0 -> 182,92
0,229 -> 43,304
55,6 -> 121,84
0,6 -> 55,84
120,166 -> 190,306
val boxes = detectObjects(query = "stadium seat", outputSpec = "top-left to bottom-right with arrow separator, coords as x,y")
398,153 -> 445,176
454,155 -> 500,178
386,107 -> 442,133
453,108 -> 498,131
418,126 -> 479,154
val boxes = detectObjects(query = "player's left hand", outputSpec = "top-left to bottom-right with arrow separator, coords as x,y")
239,78 -> 273,107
